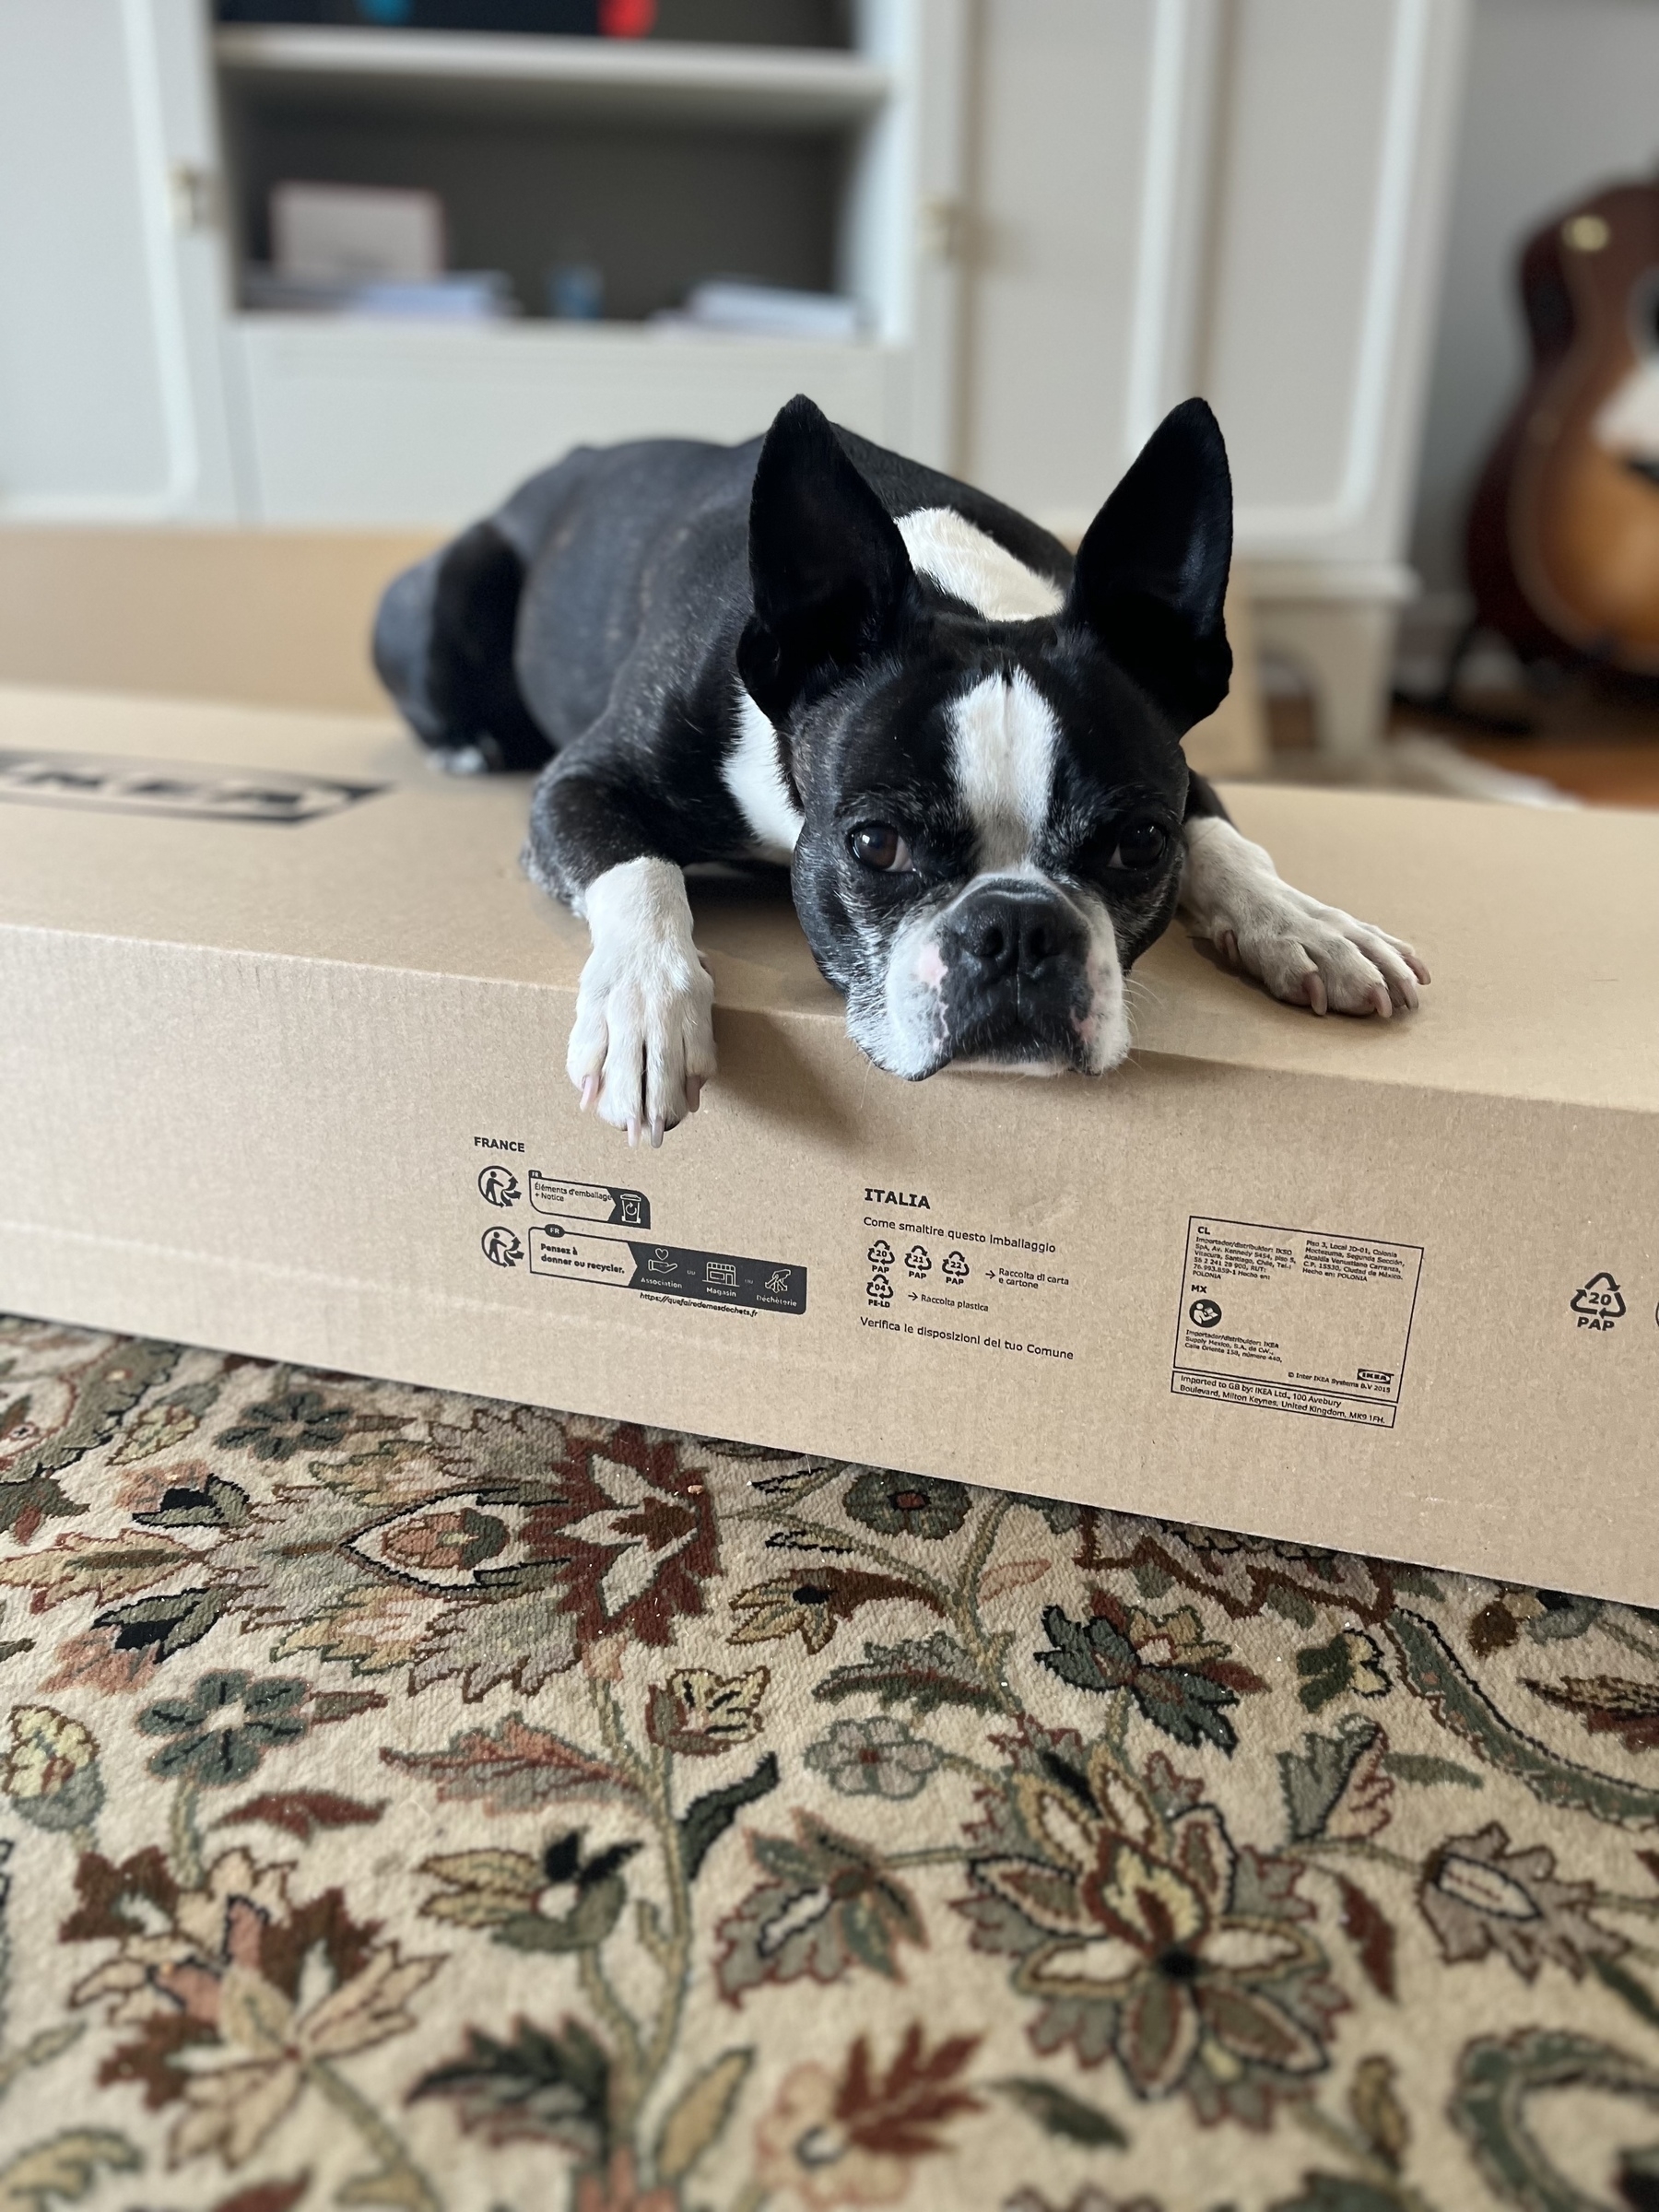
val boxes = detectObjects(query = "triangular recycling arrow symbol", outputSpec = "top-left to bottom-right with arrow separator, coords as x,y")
1571,1271 -> 1625,1318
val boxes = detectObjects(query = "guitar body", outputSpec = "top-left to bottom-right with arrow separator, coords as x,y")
1467,182 -> 1659,676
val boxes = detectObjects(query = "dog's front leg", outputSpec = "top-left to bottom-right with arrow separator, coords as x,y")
527,767 -> 717,1147
1178,783 -> 1429,1018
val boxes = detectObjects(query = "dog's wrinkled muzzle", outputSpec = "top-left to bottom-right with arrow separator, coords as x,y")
935,884 -> 1095,1068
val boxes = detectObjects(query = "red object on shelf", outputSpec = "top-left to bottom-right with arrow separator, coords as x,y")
599,0 -> 654,32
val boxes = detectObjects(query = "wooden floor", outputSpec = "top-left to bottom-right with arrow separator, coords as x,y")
1268,677 -> 1659,806
1392,677 -> 1659,806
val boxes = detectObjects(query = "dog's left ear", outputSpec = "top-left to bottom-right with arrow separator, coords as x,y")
1064,397 -> 1232,733
738,394 -> 914,724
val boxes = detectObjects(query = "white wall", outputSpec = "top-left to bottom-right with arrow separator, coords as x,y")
1410,0 -> 1659,600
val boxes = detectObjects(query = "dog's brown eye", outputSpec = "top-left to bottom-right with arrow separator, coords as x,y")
850,822 -> 912,872
1107,821 -> 1168,870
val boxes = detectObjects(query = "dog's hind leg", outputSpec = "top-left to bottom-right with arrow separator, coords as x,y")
373,522 -> 552,773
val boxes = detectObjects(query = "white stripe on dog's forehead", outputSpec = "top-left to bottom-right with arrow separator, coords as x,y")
947,671 -> 1059,871
897,508 -> 1065,621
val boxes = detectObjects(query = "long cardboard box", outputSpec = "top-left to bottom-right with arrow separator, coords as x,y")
2,683 -> 1654,1601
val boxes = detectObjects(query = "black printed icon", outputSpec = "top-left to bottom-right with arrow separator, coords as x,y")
867,1274 -> 893,1307
764,1269 -> 793,1295
942,1252 -> 970,1284
1189,1298 -> 1223,1330
647,1248 -> 678,1277
478,1165 -> 520,1208
618,1193 -> 644,1226
1571,1272 -> 1625,1330
481,1226 -> 523,1268
904,1245 -> 932,1277
867,1239 -> 895,1267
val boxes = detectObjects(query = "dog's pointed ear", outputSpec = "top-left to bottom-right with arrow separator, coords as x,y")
1064,398 -> 1232,733
737,394 -> 914,723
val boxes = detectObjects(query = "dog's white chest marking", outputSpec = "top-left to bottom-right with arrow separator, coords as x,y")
898,508 -> 1065,621
724,690 -> 803,862
947,669 -> 1060,873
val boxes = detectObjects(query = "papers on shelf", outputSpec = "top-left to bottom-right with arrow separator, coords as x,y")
242,267 -> 520,319
652,280 -> 862,341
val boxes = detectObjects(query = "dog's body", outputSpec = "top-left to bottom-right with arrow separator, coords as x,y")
375,397 -> 1426,1142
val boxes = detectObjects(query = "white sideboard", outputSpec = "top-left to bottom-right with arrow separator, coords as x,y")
0,0 -> 1471,753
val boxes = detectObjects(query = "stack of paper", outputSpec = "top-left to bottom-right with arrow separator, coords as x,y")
652,280 -> 863,341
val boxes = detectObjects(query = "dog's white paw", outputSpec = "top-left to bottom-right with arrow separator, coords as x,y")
1212,888 -> 1427,1017
1181,816 -> 1430,1019
565,858 -> 717,1145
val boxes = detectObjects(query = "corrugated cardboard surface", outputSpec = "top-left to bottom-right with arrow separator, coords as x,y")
3,684 -> 1654,1602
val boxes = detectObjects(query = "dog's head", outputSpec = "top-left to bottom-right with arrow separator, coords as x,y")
736,394 -> 1232,1078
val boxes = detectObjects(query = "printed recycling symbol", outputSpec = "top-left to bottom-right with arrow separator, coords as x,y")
477,1166 -> 520,1208
904,1245 -> 933,1276
867,1239 -> 895,1267
1571,1271 -> 1626,1327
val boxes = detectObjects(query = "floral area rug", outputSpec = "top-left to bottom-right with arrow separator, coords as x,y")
4,1316 -> 1659,2212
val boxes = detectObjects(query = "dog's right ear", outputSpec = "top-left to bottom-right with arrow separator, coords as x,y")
738,394 -> 913,723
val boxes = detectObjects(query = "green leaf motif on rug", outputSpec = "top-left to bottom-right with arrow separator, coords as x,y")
1268,2179 -> 1402,2212
0,2132 -> 141,2212
1389,1610 -> 1659,1829
1451,2028 -> 1659,2212
93,1586 -> 229,1662
1034,1599 -> 1262,1753
132,1477 -> 250,1530
411,2018 -> 611,2159
715,1817 -> 924,1998
1,1334 -> 180,1540
1380,1751 -> 1484,1790
679,1751 -> 780,1879
1279,1719 -> 1387,1842
1296,1630 -> 1390,1713
991,2075 -> 1129,2147
813,1631 -> 1002,1715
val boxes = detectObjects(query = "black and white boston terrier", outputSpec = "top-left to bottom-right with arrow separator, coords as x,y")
374,394 -> 1427,1146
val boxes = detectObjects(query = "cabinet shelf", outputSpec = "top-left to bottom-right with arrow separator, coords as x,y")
214,26 -> 891,129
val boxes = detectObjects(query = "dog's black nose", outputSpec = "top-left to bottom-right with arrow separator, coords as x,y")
943,888 -> 1088,987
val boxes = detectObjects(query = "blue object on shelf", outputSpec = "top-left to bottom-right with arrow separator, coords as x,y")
216,2 -> 606,30
547,263 -> 606,321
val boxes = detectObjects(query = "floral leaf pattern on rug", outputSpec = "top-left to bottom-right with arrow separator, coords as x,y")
0,2129 -> 141,2212
7,1313 -> 1659,2206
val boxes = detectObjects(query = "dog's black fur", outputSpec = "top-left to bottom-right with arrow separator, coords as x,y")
375,395 -> 1425,1141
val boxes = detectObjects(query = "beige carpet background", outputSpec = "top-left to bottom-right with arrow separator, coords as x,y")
2,1312 -> 1658,2212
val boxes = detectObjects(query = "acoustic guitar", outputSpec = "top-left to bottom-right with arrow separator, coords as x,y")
1466,178 -> 1659,678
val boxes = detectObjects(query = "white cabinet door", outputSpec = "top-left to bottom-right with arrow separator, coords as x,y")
1209,0 -> 1471,571
0,0 -> 235,521
959,0 -> 1224,539
960,0 -> 1469,575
